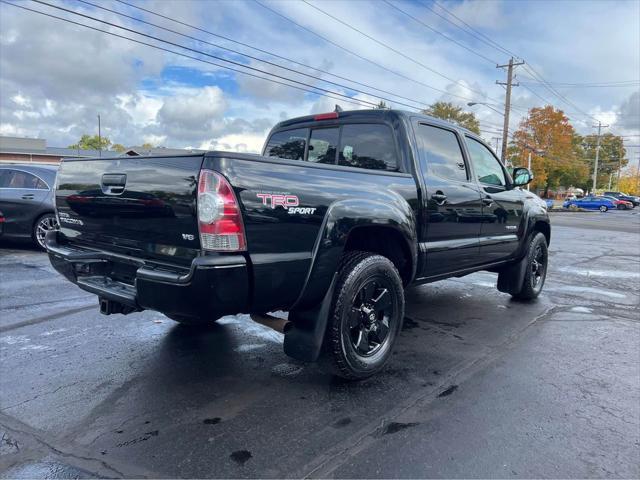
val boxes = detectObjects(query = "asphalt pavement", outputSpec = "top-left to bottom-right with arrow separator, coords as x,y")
1,211 -> 639,478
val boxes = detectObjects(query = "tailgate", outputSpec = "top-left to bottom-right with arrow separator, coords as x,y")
55,155 -> 204,265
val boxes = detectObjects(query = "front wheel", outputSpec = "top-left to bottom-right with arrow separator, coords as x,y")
617,204 -> 625,210
321,251 -> 404,380
599,205 -> 608,212
511,232 -> 549,301
33,213 -> 58,250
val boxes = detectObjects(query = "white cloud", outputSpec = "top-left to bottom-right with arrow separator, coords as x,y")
0,0 -> 637,154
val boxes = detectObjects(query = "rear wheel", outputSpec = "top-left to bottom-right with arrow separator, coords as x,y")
599,205 -> 608,212
617,204 -> 625,210
33,213 -> 58,250
321,251 -> 404,380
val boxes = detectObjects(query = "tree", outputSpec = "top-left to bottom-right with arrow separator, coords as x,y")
422,102 -> 480,134
580,133 -> 627,190
112,143 -> 126,153
510,106 -> 587,196
68,134 -> 111,151
618,166 -> 639,196
375,100 -> 388,109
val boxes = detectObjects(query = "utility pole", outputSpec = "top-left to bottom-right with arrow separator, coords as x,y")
591,121 -> 609,193
496,57 -> 525,164
98,114 -> 102,158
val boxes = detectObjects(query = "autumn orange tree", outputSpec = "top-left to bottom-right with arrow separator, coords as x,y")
509,106 -> 588,196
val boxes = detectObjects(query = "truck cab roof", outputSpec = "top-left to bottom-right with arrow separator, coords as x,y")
272,108 -> 480,137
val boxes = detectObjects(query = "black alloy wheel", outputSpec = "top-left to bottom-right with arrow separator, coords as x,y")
529,242 -> 547,295
347,279 -> 393,356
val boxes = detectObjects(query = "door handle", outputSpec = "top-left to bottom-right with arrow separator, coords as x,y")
482,196 -> 493,206
431,193 -> 447,205
21,194 -> 34,200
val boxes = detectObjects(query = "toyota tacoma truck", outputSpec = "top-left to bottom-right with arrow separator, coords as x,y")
46,109 -> 550,379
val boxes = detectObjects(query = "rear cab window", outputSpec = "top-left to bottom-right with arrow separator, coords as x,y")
264,122 -> 399,172
264,128 -> 308,160
339,124 -> 397,171
308,128 -> 339,164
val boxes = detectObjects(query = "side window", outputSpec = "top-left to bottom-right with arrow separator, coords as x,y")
35,177 -> 49,189
0,169 -> 14,188
338,124 -> 398,171
5,171 -> 42,189
264,128 -> 308,160
466,137 -> 507,187
415,124 -> 468,181
308,128 -> 339,164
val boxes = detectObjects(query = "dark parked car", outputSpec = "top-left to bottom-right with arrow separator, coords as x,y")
603,191 -> 640,206
601,196 -> 634,210
46,109 -> 550,379
0,164 -> 58,249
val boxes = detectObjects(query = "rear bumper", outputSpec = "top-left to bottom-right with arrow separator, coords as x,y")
46,231 -> 249,319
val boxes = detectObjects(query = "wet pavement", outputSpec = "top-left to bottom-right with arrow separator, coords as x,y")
1,211 -> 639,478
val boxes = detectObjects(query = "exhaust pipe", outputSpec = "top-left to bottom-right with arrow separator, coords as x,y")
250,313 -> 292,334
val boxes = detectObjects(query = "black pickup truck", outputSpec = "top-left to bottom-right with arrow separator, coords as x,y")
46,109 -> 550,379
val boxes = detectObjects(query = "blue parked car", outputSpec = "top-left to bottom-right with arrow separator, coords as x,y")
563,196 -> 616,212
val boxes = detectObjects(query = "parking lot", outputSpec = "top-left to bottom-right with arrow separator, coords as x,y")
1,211 -> 639,478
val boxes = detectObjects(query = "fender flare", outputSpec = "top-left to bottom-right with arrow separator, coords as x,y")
290,197 -> 417,311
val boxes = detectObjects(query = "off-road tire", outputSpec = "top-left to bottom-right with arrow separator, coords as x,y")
511,232 -> 548,301
321,251 -> 404,380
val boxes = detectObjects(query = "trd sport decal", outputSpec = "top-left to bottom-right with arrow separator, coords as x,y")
256,193 -> 316,215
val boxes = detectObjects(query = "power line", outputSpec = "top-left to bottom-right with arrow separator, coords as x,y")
111,0 -> 429,110
427,0 -> 630,136
73,0 -> 426,111
300,0 -> 504,104
427,1 -> 519,59
3,1 -> 373,109
382,0 -> 498,64
28,0 -> 382,109
252,0 -> 489,105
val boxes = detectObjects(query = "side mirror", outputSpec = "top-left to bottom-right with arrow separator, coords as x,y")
512,167 -> 533,187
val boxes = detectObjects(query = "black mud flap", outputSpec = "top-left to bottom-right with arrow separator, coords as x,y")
283,274 -> 337,362
497,254 -> 528,295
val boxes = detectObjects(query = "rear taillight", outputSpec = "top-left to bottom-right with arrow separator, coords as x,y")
197,169 -> 246,251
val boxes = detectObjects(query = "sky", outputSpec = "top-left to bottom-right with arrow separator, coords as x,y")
0,0 -> 639,161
